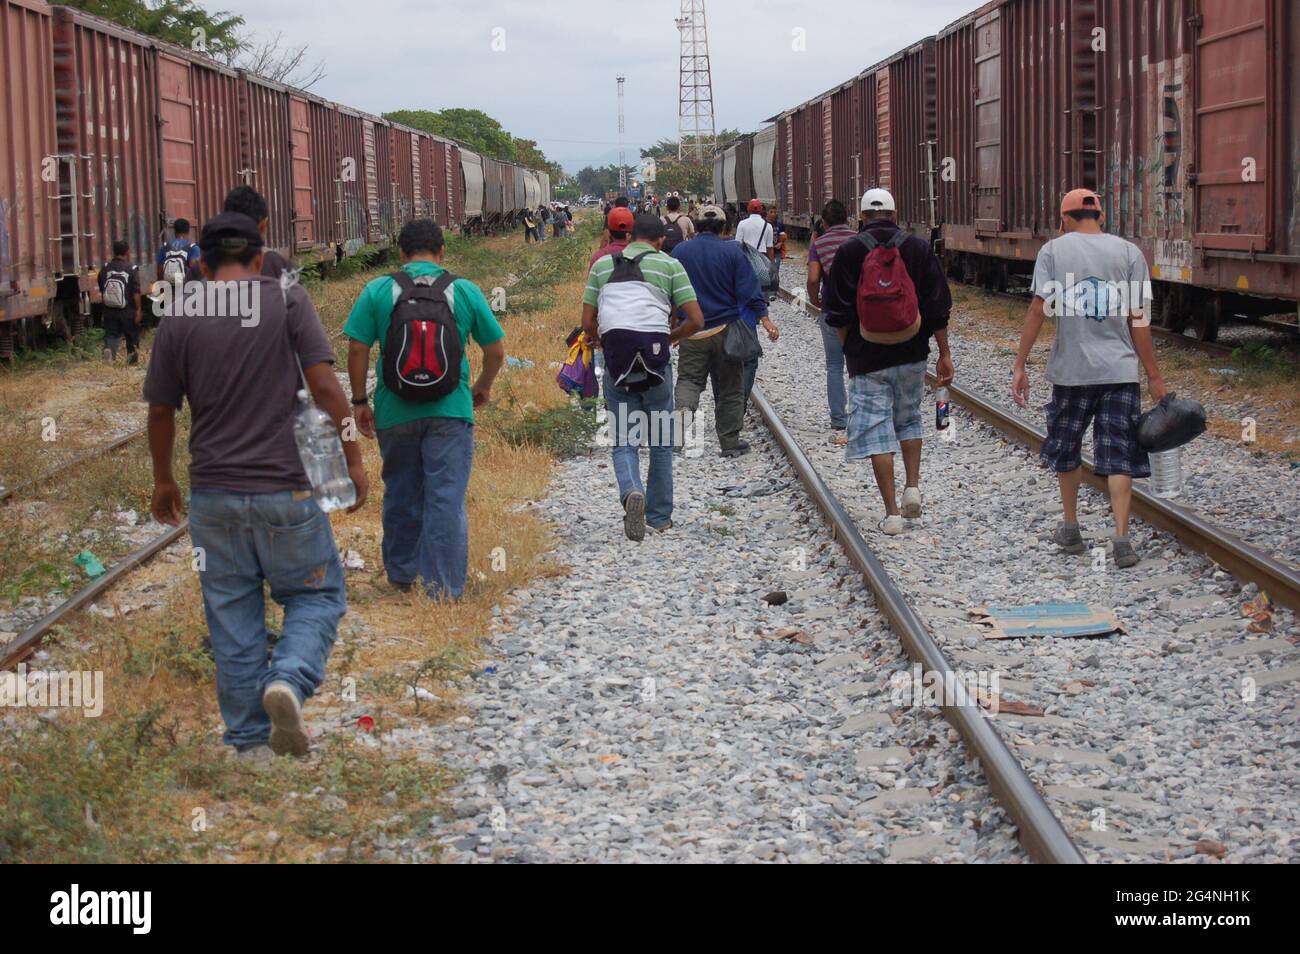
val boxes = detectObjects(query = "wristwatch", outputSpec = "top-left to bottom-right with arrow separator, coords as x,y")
350,397 -> 369,406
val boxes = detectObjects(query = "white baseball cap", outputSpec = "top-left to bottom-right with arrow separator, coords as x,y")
861,188 -> 896,213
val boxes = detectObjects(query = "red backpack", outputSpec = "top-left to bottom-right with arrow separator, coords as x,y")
855,230 -> 922,344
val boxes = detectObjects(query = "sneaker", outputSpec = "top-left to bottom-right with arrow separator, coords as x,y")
1112,537 -> 1139,569
830,430 -> 848,446
262,681 -> 310,757
389,579 -> 415,593
879,514 -> 905,535
721,442 -> 751,459
1052,523 -> 1086,554
648,520 -> 673,533
623,491 -> 646,542
901,486 -> 923,518
102,348 -> 112,363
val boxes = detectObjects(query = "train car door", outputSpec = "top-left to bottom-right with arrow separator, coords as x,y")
973,8 -> 1002,235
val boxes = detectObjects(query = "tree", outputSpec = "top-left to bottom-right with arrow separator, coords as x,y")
640,129 -> 742,199
386,108 -> 517,162
62,0 -> 244,57
226,31 -> 326,90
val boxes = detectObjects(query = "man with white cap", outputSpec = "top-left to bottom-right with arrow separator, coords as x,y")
823,188 -> 954,535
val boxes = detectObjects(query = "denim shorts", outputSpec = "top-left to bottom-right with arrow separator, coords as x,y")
845,360 -> 926,459
1041,382 -> 1150,477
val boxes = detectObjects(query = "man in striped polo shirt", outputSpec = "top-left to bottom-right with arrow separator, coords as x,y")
806,199 -> 858,445
582,215 -> 704,540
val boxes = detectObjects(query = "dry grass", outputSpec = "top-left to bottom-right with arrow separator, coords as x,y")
0,217 -> 599,862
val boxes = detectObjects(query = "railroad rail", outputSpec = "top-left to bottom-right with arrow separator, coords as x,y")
0,521 -> 189,670
750,384 -> 1085,864
0,426 -> 145,504
776,287 -> 1300,614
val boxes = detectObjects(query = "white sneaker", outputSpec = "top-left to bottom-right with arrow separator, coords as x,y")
879,514 -> 905,535
901,486 -> 923,518
263,682 -> 310,756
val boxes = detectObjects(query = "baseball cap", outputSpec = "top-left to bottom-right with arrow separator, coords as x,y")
860,188 -> 896,213
607,207 -> 635,233
696,204 -> 726,222
1060,188 -> 1102,216
747,198 -> 764,214
199,212 -> 264,253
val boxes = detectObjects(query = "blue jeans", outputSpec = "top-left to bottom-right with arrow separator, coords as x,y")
603,365 -> 674,527
188,490 -> 346,749
377,416 -> 474,599
819,314 -> 848,429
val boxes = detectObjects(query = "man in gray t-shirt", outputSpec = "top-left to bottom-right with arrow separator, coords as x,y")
144,212 -> 369,761
1011,189 -> 1168,569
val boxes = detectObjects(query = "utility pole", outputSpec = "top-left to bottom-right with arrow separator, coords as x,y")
617,74 -> 627,192
675,0 -> 716,161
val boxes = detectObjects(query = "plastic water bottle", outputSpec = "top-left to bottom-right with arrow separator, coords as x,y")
1148,447 -> 1183,499
292,390 -> 356,512
935,386 -> 951,430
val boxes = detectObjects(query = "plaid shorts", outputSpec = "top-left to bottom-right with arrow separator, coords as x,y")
1041,383 -> 1150,477
846,360 -> 926,459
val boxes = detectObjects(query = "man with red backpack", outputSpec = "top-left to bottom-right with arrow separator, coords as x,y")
823,189 -> 954,535
344,219 -> 505,598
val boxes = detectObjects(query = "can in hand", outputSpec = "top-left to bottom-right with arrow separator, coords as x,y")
935,386 -> 951,430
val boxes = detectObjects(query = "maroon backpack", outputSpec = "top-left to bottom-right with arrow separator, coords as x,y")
855,230 -> 921,344
382,271 -> 462,402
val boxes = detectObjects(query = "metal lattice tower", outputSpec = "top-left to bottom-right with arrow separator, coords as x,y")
675,0 -> 716,161
617,75 -> 627,190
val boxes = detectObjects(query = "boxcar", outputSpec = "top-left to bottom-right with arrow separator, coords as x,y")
937,0 -> 1298,336
460,148 -> 484,228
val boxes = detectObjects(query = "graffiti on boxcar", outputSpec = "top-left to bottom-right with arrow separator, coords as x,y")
0,197 -> 10,270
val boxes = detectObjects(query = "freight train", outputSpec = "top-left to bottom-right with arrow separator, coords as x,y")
0,0 -> 551,354
714,0 -> 1296,341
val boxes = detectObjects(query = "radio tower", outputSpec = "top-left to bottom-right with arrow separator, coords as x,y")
675,0 -> 716,161
617,75 -> 627,191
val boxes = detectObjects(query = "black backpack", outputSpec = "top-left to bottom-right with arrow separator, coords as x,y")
382,271 -> 463,402
662,214 -> 685,252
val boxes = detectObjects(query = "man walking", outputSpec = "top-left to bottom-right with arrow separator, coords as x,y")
1012,189 -> 1167,568
661,195 -> 694,253
590,207 -> 635,269
98,240 -> 142,364
157,218 -> 201,285
806,199 -> 857,444
345,219 -> 505,599
582,214 -> 703,539
144,212 -> 367,761
672,204 -> 778,458
824,189 -> 954,535
223,185 -> 292,281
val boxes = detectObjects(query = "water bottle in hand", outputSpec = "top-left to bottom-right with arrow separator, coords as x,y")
293,389 -> 356,512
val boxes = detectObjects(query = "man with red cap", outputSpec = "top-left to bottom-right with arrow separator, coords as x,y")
1012,188 -> 1168,569
734,198 -> 775,273
591,207 -> 636,269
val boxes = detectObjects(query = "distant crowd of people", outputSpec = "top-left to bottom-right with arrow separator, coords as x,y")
89,174 -> 1163,763
523,203 -> 573,242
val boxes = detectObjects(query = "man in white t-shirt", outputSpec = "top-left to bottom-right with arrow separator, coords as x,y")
734,199 -> 774,261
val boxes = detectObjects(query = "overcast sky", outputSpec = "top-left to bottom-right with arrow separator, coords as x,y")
220,0 -> 977,171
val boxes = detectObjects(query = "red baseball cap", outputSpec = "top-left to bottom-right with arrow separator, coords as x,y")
747,199 -> 764,214
607,208 -> 635,233
1060,188 -> 1103,216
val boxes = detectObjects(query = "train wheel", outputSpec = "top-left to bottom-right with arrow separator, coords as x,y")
1164,286 -> 1191,333
1194,294 -> 1222,343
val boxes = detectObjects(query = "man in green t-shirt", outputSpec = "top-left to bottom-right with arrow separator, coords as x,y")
344,220 -> 505,599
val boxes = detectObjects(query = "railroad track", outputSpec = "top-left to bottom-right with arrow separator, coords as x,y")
0,426 -> 145,505
776,287 -> 1300,613
750,384 -> 1085,863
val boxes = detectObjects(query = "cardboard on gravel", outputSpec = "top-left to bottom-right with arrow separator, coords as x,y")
973,602 -> 1124,639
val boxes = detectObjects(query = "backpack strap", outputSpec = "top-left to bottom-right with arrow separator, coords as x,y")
885,229 -> 910,249
629,251 -> 653,265
855,232 -> 881,253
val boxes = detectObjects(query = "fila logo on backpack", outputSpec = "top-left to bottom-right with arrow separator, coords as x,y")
103,268 -> 130,310
382,271 -> 463,402
855,230 -> 921,344
162,244 -> 191,285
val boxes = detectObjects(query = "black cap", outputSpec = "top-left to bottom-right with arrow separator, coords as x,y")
199,212 -> 264,254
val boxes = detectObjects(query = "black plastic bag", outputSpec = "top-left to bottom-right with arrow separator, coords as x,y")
723,319 -> 763,363
1137,393 -> 1207,452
